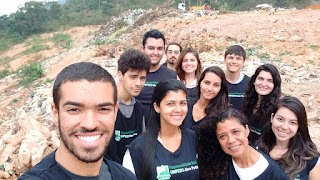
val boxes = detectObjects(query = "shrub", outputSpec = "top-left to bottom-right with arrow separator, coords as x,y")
18,62 -> 45,87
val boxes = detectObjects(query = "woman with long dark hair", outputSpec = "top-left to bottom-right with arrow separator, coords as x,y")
198,108 -> 288,180
122,79 -> 199,180
258,96 -> 320,180
176,47 -> 202,100
182,66 -> 229,130
242,64 -> 281,145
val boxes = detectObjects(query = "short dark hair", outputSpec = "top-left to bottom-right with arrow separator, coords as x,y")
53,62 -> 117,110
165,42 -> 182,53
142,29 -> 165,48
224,45 -> 246,60
118,49 -> 151,74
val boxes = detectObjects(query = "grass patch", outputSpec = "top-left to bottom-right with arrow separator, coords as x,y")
106,26 -> 128,44
51,33 -> 72,49
23,45 -> 51,55
36,78 -> 54,87
279,51 -> 292,56
257,53 -> 271,60
247,45 -> 263,56
25,35 -> 47,46
0,56 -> 13,67
94,39 -> 106,45
18,62 -> 45,87
310,44 -> 318,49
10,98 -> 20,105
0,69 -> 12,79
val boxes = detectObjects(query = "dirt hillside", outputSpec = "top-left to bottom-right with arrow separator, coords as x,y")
0,7 -> 319,179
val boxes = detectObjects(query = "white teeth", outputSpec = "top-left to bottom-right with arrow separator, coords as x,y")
78,135 -> 101,142
230,145 -> 240,150
278,131 -> 288,136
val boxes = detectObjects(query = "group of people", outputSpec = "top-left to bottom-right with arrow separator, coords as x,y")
19,29 -> 319,180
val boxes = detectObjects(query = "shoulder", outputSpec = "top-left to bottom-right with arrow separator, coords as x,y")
307,156 -> 320,172
19,151 -> 68,180
105,160 -> 137,179
181,127 -> 198,143
158,66 -> 176,77
259,151 -> 289,179
128,133 -> 146,150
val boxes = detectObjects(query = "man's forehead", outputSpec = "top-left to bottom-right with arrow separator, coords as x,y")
145,37 -> 165,47
125,69 -> 147,75
167,44 -> 180,50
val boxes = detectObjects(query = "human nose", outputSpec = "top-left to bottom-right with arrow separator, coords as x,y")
174,104 -> 183,112
281,121 -> 289,129
227,135 -> 236,144
80,111 -> 98,130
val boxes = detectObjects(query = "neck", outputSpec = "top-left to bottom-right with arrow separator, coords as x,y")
159,121 -> 181,138
233,146 -> 260,168
167,63 -> 176,71
197,96 -> 210,109
184,73 -> 196,86
55,146 -> 102,176
226,71 -> 240,83
117,84 -> 131,105
274,139 -> 289,149
150,63 -> 160,72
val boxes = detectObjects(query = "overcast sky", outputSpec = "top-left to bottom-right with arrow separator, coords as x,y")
0,0 -> 57,16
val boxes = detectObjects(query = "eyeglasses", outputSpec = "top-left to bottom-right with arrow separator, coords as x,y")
167,50 -> 180,55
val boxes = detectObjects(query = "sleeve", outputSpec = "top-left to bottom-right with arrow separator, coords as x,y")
122,149 -> 136,175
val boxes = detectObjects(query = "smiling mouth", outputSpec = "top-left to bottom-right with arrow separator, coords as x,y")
77,135 -> 101,143
277,130 -> 288,136
230,145 -> 240,151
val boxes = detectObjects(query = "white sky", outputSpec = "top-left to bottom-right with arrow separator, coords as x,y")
0,0 -> 57,16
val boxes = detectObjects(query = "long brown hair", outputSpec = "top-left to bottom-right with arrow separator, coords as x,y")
176,47 -> 202,82
258,96 -> 319,180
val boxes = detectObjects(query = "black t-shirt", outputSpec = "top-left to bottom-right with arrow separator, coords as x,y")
128,127 -> 199,180
219,151 -> 289,180
136,66 -> 176,121
19,151 -> 137,180
105,100 -> 144,164
227,75 -> 250,110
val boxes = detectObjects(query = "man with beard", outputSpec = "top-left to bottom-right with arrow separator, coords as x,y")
162,42 -> 182,71
19,62 -> 136,180
136,30 -> 177,121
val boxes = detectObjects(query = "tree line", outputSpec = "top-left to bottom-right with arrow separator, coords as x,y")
0,0 -> 317,52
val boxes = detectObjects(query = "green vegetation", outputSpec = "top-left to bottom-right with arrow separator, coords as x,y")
246,45 -> 263,56
257,52 -> 271,60
279,50 -> 293,56
18,62 -> 45,87
10,98 -> 20,105
0,57 -> 13,67
94,39 -> 106,45
0,69 -> 11,79
23,45 -> 51,55
310,44 -> 318,49
36,78 -> 54,87
51,33 -> 72,49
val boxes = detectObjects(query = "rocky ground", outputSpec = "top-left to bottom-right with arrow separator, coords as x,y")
0,7 -> 320,179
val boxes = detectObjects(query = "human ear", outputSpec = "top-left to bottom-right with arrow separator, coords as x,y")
153,102 -> 160,114
245,124 -> 250,137
51,102 -> 59,127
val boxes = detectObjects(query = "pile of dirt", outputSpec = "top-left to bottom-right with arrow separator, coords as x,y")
305,4 -> 320,9
0,7 -> 320,179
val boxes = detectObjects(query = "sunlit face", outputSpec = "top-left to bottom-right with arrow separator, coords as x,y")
118,69 -> 147,97
254,71 -> 274,97
154,90 -> 188,127
200,72 -> 221,101
166,44 -> 181,65
271,107 -> 299,146
216,118 -> 250,159
224,54 -> 245,74
182,53 -> 198,74
52,80 -> 118,163
142,38 -> 165,66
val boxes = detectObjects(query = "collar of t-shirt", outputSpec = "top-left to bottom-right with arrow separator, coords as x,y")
232,153 -> 269,180
234,73 -> 245,84
185,79 -> 198,88
56,160 -> 112,180
118,97 -> 136,118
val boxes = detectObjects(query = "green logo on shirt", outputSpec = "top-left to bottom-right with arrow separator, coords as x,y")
156,165 -> 171,180
115,130 -> 121,141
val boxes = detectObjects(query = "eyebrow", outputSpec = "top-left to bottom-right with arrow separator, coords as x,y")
63,101 -> 114,107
